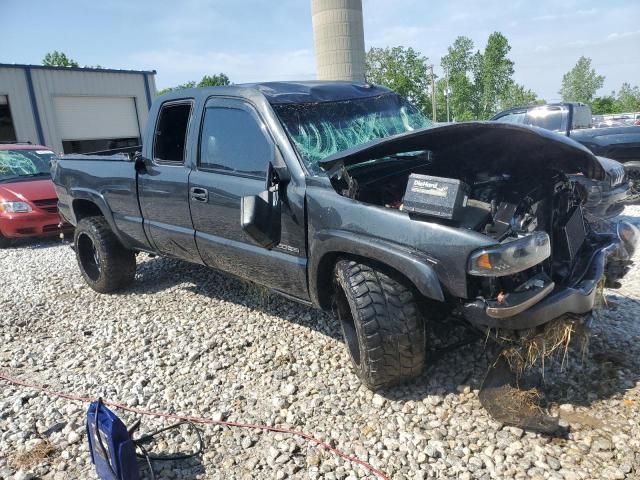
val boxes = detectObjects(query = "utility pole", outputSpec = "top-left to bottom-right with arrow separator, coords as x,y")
445,67 -> 450,122
429,64 -> 436,121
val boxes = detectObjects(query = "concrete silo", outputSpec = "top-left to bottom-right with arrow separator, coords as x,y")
311,0 -> 366,82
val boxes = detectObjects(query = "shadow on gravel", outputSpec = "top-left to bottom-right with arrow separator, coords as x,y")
127,255 -> 343,342
125,255 -> 640,434
541,295 -> 640,411
139,456 -> 205,480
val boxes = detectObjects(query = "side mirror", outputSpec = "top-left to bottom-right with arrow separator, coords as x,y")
240,159 -> 287,249
241,188 -> 282,249
133,152 -> 147,173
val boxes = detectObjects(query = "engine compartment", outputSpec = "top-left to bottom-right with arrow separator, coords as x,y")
329,152 -> 593,292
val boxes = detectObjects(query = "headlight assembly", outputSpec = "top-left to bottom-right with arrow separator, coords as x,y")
468,232 -> 551,277
0,201 -> 33,213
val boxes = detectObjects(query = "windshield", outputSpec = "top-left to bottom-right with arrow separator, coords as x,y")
0,149 -> 54,182
273,93 -> 431,174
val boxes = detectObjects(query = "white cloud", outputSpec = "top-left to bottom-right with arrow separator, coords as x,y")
532,7 -> 598,22
607,30 -> 640,40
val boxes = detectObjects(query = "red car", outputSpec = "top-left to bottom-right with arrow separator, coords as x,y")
0,143 -> 72,247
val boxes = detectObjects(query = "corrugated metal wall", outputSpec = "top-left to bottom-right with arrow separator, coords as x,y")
0,67 -> 39,143
31,69 -> 153,153
0,66 -> 155,152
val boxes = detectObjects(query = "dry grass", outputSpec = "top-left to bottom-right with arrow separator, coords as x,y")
499,384 -> 545,417
9,440 -> 56,470
487,314 -> 591,376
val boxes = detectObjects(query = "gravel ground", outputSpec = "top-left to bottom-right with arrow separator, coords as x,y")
2,208 -> 640,480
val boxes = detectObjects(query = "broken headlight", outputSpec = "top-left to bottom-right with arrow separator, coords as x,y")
468,232 -> 550,277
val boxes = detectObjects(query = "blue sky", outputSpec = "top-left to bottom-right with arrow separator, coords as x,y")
2,0 -> 638,101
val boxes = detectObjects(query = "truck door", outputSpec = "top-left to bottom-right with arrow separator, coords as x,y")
138,99 -> 202,263
189,98 -> 308,299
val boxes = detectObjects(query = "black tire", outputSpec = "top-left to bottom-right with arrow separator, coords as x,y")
333,259 -> 426,389
0,231 -> 11,249
74,216 -> 136,293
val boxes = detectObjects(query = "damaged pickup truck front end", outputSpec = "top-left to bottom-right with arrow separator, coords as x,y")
309,121 -> 637,432
317,122 -> 636,333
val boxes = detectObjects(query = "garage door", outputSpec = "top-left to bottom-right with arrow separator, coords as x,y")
54,96 -> 140,140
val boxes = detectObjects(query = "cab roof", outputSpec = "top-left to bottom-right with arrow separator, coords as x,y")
157,81 -> 394,105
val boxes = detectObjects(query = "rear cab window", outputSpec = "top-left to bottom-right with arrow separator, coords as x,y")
153,102 -> 193,164
525,106 -> 568,132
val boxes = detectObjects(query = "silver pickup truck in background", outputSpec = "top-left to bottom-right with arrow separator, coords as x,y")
492,102 -> 638,213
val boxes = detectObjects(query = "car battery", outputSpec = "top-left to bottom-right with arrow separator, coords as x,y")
403,174 -> 469,221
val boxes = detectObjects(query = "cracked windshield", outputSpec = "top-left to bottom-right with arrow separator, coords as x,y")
274,93 -> 430,173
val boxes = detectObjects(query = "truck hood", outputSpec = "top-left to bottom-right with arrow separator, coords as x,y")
0,178 -> 57,202
319,122 -> 606,181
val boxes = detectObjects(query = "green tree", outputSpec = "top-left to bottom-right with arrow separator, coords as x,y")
559,56 -> 605,103
441,37 -> 478,120
591,95 -> 618,115
440,33 -> 537,120
42,51 -> 78,67
479,32 -> 514,118
615,82 -> 640,112
158,73 -> 231,95
498,81 -> 542,110
198,73 -> 230,87
365,46 -> 432,116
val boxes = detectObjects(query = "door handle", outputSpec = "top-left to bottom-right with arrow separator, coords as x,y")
190,187 -> 209,202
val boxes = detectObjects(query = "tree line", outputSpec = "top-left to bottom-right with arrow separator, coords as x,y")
365,36 -> 640,120
42,46 -> 639,118
40,51 -> 231,93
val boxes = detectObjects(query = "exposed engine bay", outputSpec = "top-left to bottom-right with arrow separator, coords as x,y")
329,150 -> 599,295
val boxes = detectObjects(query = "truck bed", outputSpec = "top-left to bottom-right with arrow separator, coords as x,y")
51,154 -> 151,251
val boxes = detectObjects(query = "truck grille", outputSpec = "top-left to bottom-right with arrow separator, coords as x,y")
33,198 -> 58,214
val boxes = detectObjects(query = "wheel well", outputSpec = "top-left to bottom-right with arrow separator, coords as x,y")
73,199 -> 103,221
315,252 -> 420,311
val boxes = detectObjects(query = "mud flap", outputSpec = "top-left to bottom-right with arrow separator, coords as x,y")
479,354 -> 561,434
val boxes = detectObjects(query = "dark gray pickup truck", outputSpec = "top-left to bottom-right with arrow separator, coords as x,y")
52,82 -> 637,428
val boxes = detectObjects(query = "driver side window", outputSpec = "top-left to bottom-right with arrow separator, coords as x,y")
199,105 -> 272,178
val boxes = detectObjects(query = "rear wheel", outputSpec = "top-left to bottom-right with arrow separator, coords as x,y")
333,259 -> 426,389
74,216 -> 136,293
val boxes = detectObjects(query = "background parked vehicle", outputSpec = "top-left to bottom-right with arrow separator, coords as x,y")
0,143 -> 72,247
491,102 -> 638,208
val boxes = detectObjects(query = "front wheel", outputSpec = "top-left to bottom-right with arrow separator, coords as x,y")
333,259 -> 426,390
74,216 -> 136,293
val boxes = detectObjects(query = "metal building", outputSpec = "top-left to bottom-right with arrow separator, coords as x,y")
311,0 -> 366,82
0,64 -> 156,154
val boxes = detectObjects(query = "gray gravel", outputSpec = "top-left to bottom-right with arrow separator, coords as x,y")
2,208 -> 640,479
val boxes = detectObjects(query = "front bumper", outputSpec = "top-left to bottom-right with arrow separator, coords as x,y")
461,229 -> 633,330
0,211 -> 73,239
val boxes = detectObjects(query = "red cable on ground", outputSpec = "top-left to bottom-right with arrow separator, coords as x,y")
0,371 -> 390,480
